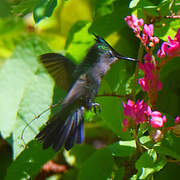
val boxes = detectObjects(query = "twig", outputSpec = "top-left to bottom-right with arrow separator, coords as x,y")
97,93 -> 132,100
21,100 -> 62,148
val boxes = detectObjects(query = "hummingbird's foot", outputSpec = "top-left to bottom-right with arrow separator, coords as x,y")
91,103 -> 101,114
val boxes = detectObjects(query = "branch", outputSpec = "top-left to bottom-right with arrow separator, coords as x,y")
97,93 -> 132,100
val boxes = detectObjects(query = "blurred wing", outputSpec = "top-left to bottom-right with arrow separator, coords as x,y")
40,53 -> 76,91
62,74 -> 88,107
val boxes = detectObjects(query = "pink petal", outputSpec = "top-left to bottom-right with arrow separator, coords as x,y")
127,100 -> 135,107
151,111 -> 162,117
138,18 -> 144,26
157,80 -> 162,91
144,53 -> 152,62
175,116 -> 180,124
150,116 -> 164,128
162,115 -> 167,123
138,78 -> 149,92
123,119 -> 129,127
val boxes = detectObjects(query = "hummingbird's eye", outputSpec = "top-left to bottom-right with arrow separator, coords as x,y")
108,50 -> 113,57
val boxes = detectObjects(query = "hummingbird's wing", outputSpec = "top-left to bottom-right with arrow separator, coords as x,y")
62,74 -> 90,108
40,53 -> 76,91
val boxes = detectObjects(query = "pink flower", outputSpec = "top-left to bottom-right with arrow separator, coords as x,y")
157,28 -> 180,58
144,53 -> 152,61
142,24 -> 159,50
150,111 -> 167,128
142,24 -> 153,43
122,119 -> 129,131
175,116 -> 180,124
125,15 -> 159,52
150,37 -> 159,47
138,78 -> 149,91
138,54 -> 162,92
122,100 -> 151,130
124,15 -> 143,35
142,24 -> 159,47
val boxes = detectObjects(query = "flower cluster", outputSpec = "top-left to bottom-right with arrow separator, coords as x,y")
157,28 -> 180,58
123,15 -> 180,142
122,100 -> 166,131
124,15 -> 143,35
125,15 -> 163,106
124,15 -> 159,52
142,24 -> 159,49
138,54 -> 162,92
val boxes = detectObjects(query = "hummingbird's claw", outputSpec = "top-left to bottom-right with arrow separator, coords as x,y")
91,103 -> 101,114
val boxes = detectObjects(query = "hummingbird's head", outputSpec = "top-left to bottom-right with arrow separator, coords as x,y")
93,34 -> 138,66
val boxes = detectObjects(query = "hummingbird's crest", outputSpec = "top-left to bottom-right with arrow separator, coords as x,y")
93,33 -> 138,62
93,33 -> 113,51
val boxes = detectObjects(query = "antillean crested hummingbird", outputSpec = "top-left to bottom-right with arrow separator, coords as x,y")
36,34 -> 137,152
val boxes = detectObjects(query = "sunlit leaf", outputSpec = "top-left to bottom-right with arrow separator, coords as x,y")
33,0 -> 57,23
108,139 -> 136,157
0,37 -> 54,156
65,20 -> 94,63
136,149 -> 166,179
13,0 -> 39,16
0,36 -> 60,180
129,0 -> 141,8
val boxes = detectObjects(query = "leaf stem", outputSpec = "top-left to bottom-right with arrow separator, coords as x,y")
132,128 -> 144,153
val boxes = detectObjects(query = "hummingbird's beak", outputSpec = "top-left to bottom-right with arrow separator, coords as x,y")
115,52 -> 139,62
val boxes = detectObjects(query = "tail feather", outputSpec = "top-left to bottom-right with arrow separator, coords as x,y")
53,115 -> 74,151
74,108 -> 84,144
64,112 -> 78,150
36,107 -> 85,152
75,118 -> 84,144
64,108 -> 84,150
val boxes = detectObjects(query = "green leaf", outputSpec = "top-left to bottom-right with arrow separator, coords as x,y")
129,0 -> 141,8
100,61 -> 137,95
78,148 -> 114,180
107,136 -> 151,157
108,139 -> 136,157
89,1 -> 132,37
114,167 -> 125,180
69,144 -> 96,167
0,0 -> 12,17
33,0 -> 57,23
0,36 -> 59,157
13,0 -> 39,16
154,19 -> 180,41
154,145 -> 180,160
5,141 -> 54,180
0,36 -> 59,180
157,58 -> 180,117
0,37 -> 51,139
154,163 -> 180,180
65,20 -> 94,63
95,96 -> 130,138
137,0 -> 158,8
61,169 -> 78,180
136,149 -> 166,179
92,0 -> 116,16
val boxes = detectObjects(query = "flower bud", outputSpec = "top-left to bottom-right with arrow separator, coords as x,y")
150,129 -> 164,142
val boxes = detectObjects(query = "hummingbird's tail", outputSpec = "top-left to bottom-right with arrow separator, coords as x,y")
36,107 -> 85,151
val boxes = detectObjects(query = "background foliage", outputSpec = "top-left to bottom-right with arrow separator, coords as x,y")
0,0 -> 179,179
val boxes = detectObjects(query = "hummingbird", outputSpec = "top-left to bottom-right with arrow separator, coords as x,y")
36,35 -> 137,152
